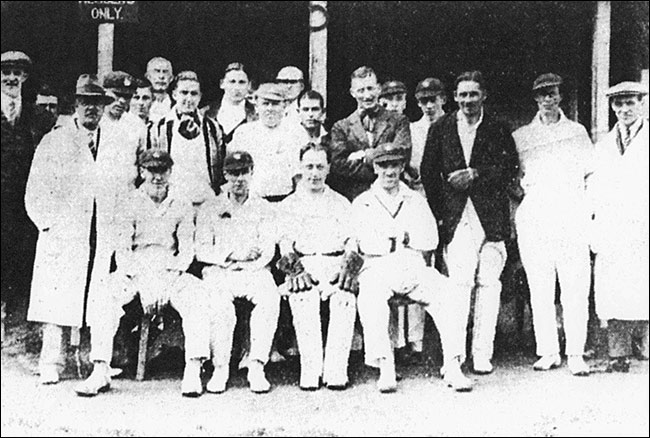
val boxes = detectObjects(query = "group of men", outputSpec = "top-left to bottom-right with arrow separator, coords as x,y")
1,49 -> 648,398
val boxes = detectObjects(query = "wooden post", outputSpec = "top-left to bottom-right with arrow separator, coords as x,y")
97,22 -> 114,78
309,1 -> 328,107
591,1 -> 611,142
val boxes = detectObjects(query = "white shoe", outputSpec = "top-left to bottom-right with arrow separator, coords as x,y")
377,358 -> 397,393
206,365 -> 229,394
300,374 -> 321,391
443,363 -> 473,392
248,361 -> 271,393
533,354 -> 561,371
181,359 -> 203,397
38,364 -> 60,385
472,357 -> 494,375
75,369 -> 111,397
567,355 -> 590,376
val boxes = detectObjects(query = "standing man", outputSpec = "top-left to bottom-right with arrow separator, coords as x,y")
277,142 -> 361,390
129,78 -> 154,127
145,57 -> 174,123
202,62 -> 257,145
296,90 -> 328,145
379,80 -> 407,114
329,66 -> 412,201
147,71 -> 224,207
592,82 -> 649,372
276,65 -> 305,127
24,74 -> 114,384
229,82 -> 303,201
196,151 -> 280,393
411,77 -> 447,174
512,73 -> 593,375
1,51 -> 54,324
353,142 -> 473,392
421,71 -> 518,376
76,149 -> 212,397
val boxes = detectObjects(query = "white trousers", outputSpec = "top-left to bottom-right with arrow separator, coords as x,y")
285,256 -> 357,385
516,204 -> 590,356
88,271 -> 211,363
357,252 -> 461,369
445,213 -> 506,362
390,304 -> 426,351
203,268 -> 280,367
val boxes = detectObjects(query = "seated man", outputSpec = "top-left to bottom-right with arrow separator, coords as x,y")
352,143 -> 474,393
276,142 -> 363,390
76,149 -> 212,398
196,151 -> 280,394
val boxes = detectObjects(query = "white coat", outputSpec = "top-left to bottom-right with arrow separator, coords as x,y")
592,120 -> 649,321
25,119 -> 139,327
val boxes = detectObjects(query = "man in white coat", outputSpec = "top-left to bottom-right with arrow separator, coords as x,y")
25,75 -> 115,384
592,81 -> 649,372
512,73 -> 593,376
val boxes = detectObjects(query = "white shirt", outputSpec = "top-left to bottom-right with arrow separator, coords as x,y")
217,99 -> 247,135
1,91 -> 22,123
229,120 -> 303,198
457,109 -> 484,164
410,117 -> 432,170
149,94 -> 172,124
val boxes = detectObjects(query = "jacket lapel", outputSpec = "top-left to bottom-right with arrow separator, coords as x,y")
372,109 -> 391,147
447,112 -> 467,168
349,111 -> 370,148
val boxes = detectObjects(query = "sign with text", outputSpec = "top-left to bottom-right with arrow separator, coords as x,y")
79,1 -> 138,23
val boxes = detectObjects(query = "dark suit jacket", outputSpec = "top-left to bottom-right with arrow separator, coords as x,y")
420,110 -> 518,245
328,106 -> 411,201
201,98 -> 257,145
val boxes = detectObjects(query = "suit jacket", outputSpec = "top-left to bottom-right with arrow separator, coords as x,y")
420,110 -> 518,245
200,98 -> 257,145
328,106 -> 412,201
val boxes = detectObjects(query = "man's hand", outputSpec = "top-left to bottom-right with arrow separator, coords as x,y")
447,168 -> 478,191
290,272 -> 319,292
228,247 -> 261,263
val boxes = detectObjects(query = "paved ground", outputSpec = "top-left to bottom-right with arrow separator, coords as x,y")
1,318 -> 649,437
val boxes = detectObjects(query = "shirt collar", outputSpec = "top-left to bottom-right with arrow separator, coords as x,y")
533,108 -> 568,126
618,117 -> 644,137
457,108 -> 484,131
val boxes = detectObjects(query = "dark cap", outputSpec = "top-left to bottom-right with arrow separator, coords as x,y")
75,74 -> 114,104
256,83 -> 285,102
380,80 -> 407,98
415,77 -> 445,98
1,51 -> 32,70
102,71 -> 136,96
371,143 -> 407,163
224,151 -> 254,171
137,149 -> 174,170
606,81 -> 649,98
532,73 -> 563,91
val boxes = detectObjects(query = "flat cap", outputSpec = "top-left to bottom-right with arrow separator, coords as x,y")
75,74 -> 114,104
102,71 -> 136,95
532,73 -> 563,91
371,142 -> 407,163
415,77 -> 445,98
276,66 -> 304,81
224,150 -> 254,171
606,81 -> 649,98
137,148 -> 174,170
1,51 -> 32,69
256,83 -> 285,101
380,80 -> 407,98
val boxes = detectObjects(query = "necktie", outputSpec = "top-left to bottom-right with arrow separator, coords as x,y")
88,134 -> 97,160
623,125 -> 631,150
178,113 -> 201,140
360,106 -> 379,132
6,99 -> 17,125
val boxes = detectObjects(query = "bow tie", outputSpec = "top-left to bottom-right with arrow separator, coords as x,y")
359,106 -> 380,120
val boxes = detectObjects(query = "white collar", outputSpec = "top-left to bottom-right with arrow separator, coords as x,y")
457,108 -> 484,130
